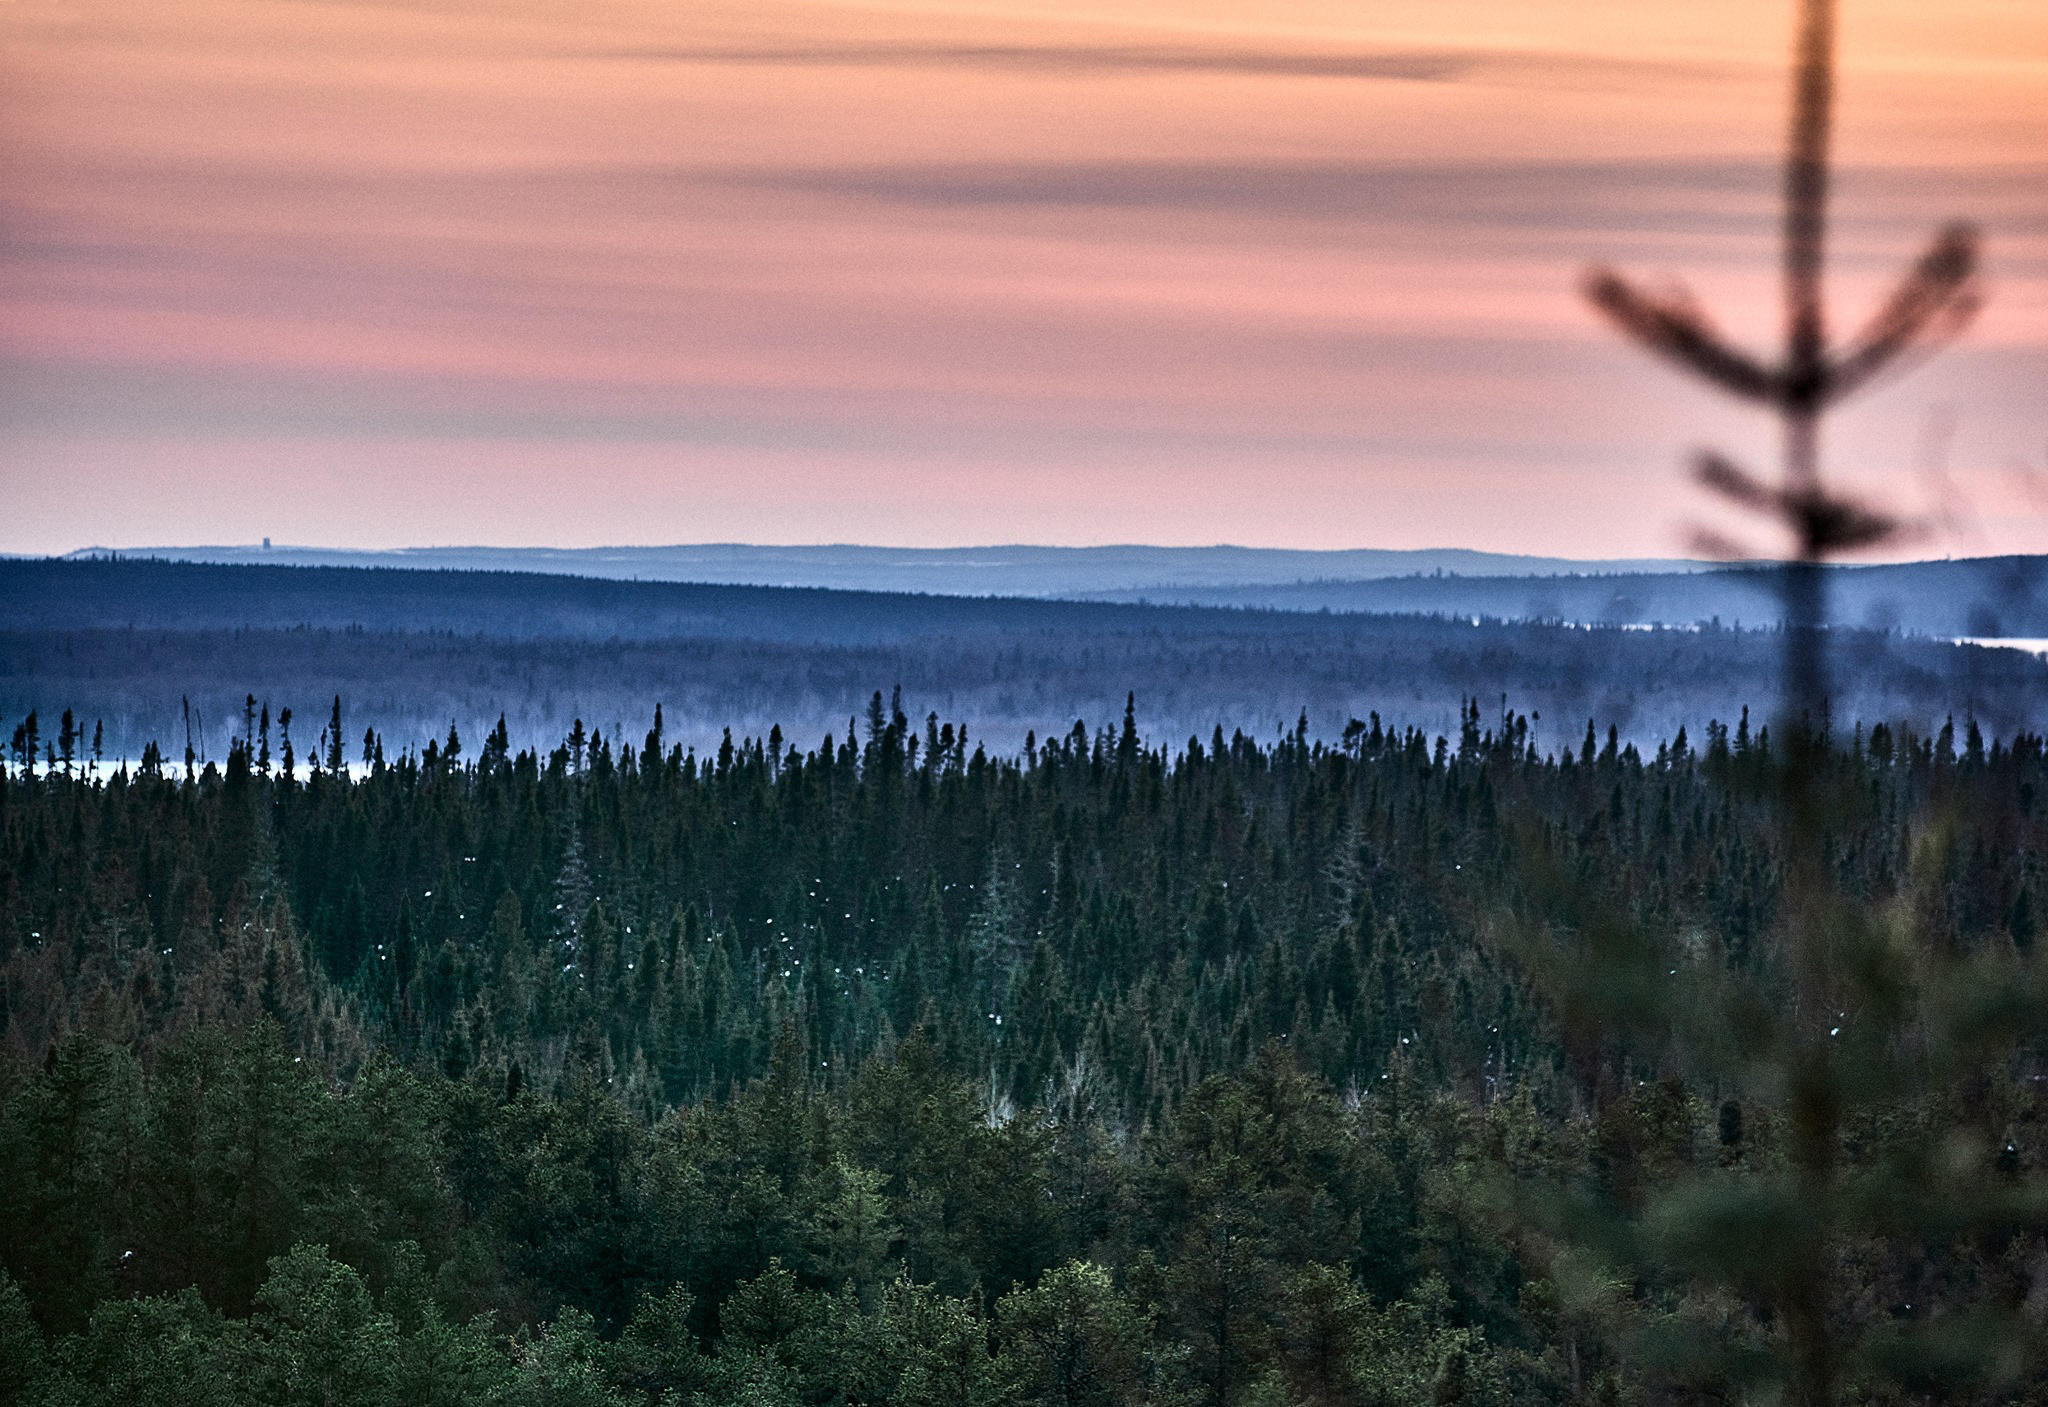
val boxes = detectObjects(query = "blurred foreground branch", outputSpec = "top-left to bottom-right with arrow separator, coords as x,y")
1525,3 -> 2042,1404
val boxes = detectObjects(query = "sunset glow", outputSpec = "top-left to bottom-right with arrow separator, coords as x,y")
3,0 -> 2044,555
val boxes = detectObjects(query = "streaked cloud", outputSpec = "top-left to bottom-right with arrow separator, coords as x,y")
573,40 -> 1737,88
727,156 -> 2048,244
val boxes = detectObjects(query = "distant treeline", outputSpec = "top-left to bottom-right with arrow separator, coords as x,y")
3,560 -> 2043,762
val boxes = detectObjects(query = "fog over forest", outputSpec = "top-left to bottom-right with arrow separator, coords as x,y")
5,558 -> 2042,766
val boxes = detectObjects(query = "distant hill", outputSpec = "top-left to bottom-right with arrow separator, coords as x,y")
56,542 -> 1709,595
48,543 -> 2047,637
4,559 -> 2042,764
1082,556 -> 2048,638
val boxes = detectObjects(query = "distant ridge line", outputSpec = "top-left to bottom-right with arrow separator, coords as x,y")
22,550 -> 2048,640
56,541 -> 1722,597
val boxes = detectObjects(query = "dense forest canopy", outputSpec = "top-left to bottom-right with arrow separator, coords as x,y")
4,696 -> 2044,1403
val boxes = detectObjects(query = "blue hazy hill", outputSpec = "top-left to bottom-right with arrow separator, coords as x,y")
51,543 -> 2045,637
5,558 -> 2043,766
58,541 -> 1706,595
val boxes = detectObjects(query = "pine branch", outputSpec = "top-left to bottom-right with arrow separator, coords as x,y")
1582,270 -> 1780,403
1826,223 -> 1982,403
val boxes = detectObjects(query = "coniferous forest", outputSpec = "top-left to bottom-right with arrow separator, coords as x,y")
6,0 -> 2044,1395
5,692 -> 2046,1404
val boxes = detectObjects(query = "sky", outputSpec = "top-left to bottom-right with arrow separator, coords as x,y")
1,0 -> 2044,558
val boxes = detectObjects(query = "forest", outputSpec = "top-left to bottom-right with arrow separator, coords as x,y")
4,693 -> 2045,1404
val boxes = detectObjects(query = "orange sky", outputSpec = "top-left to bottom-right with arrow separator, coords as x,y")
1,0 -> 2044,556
